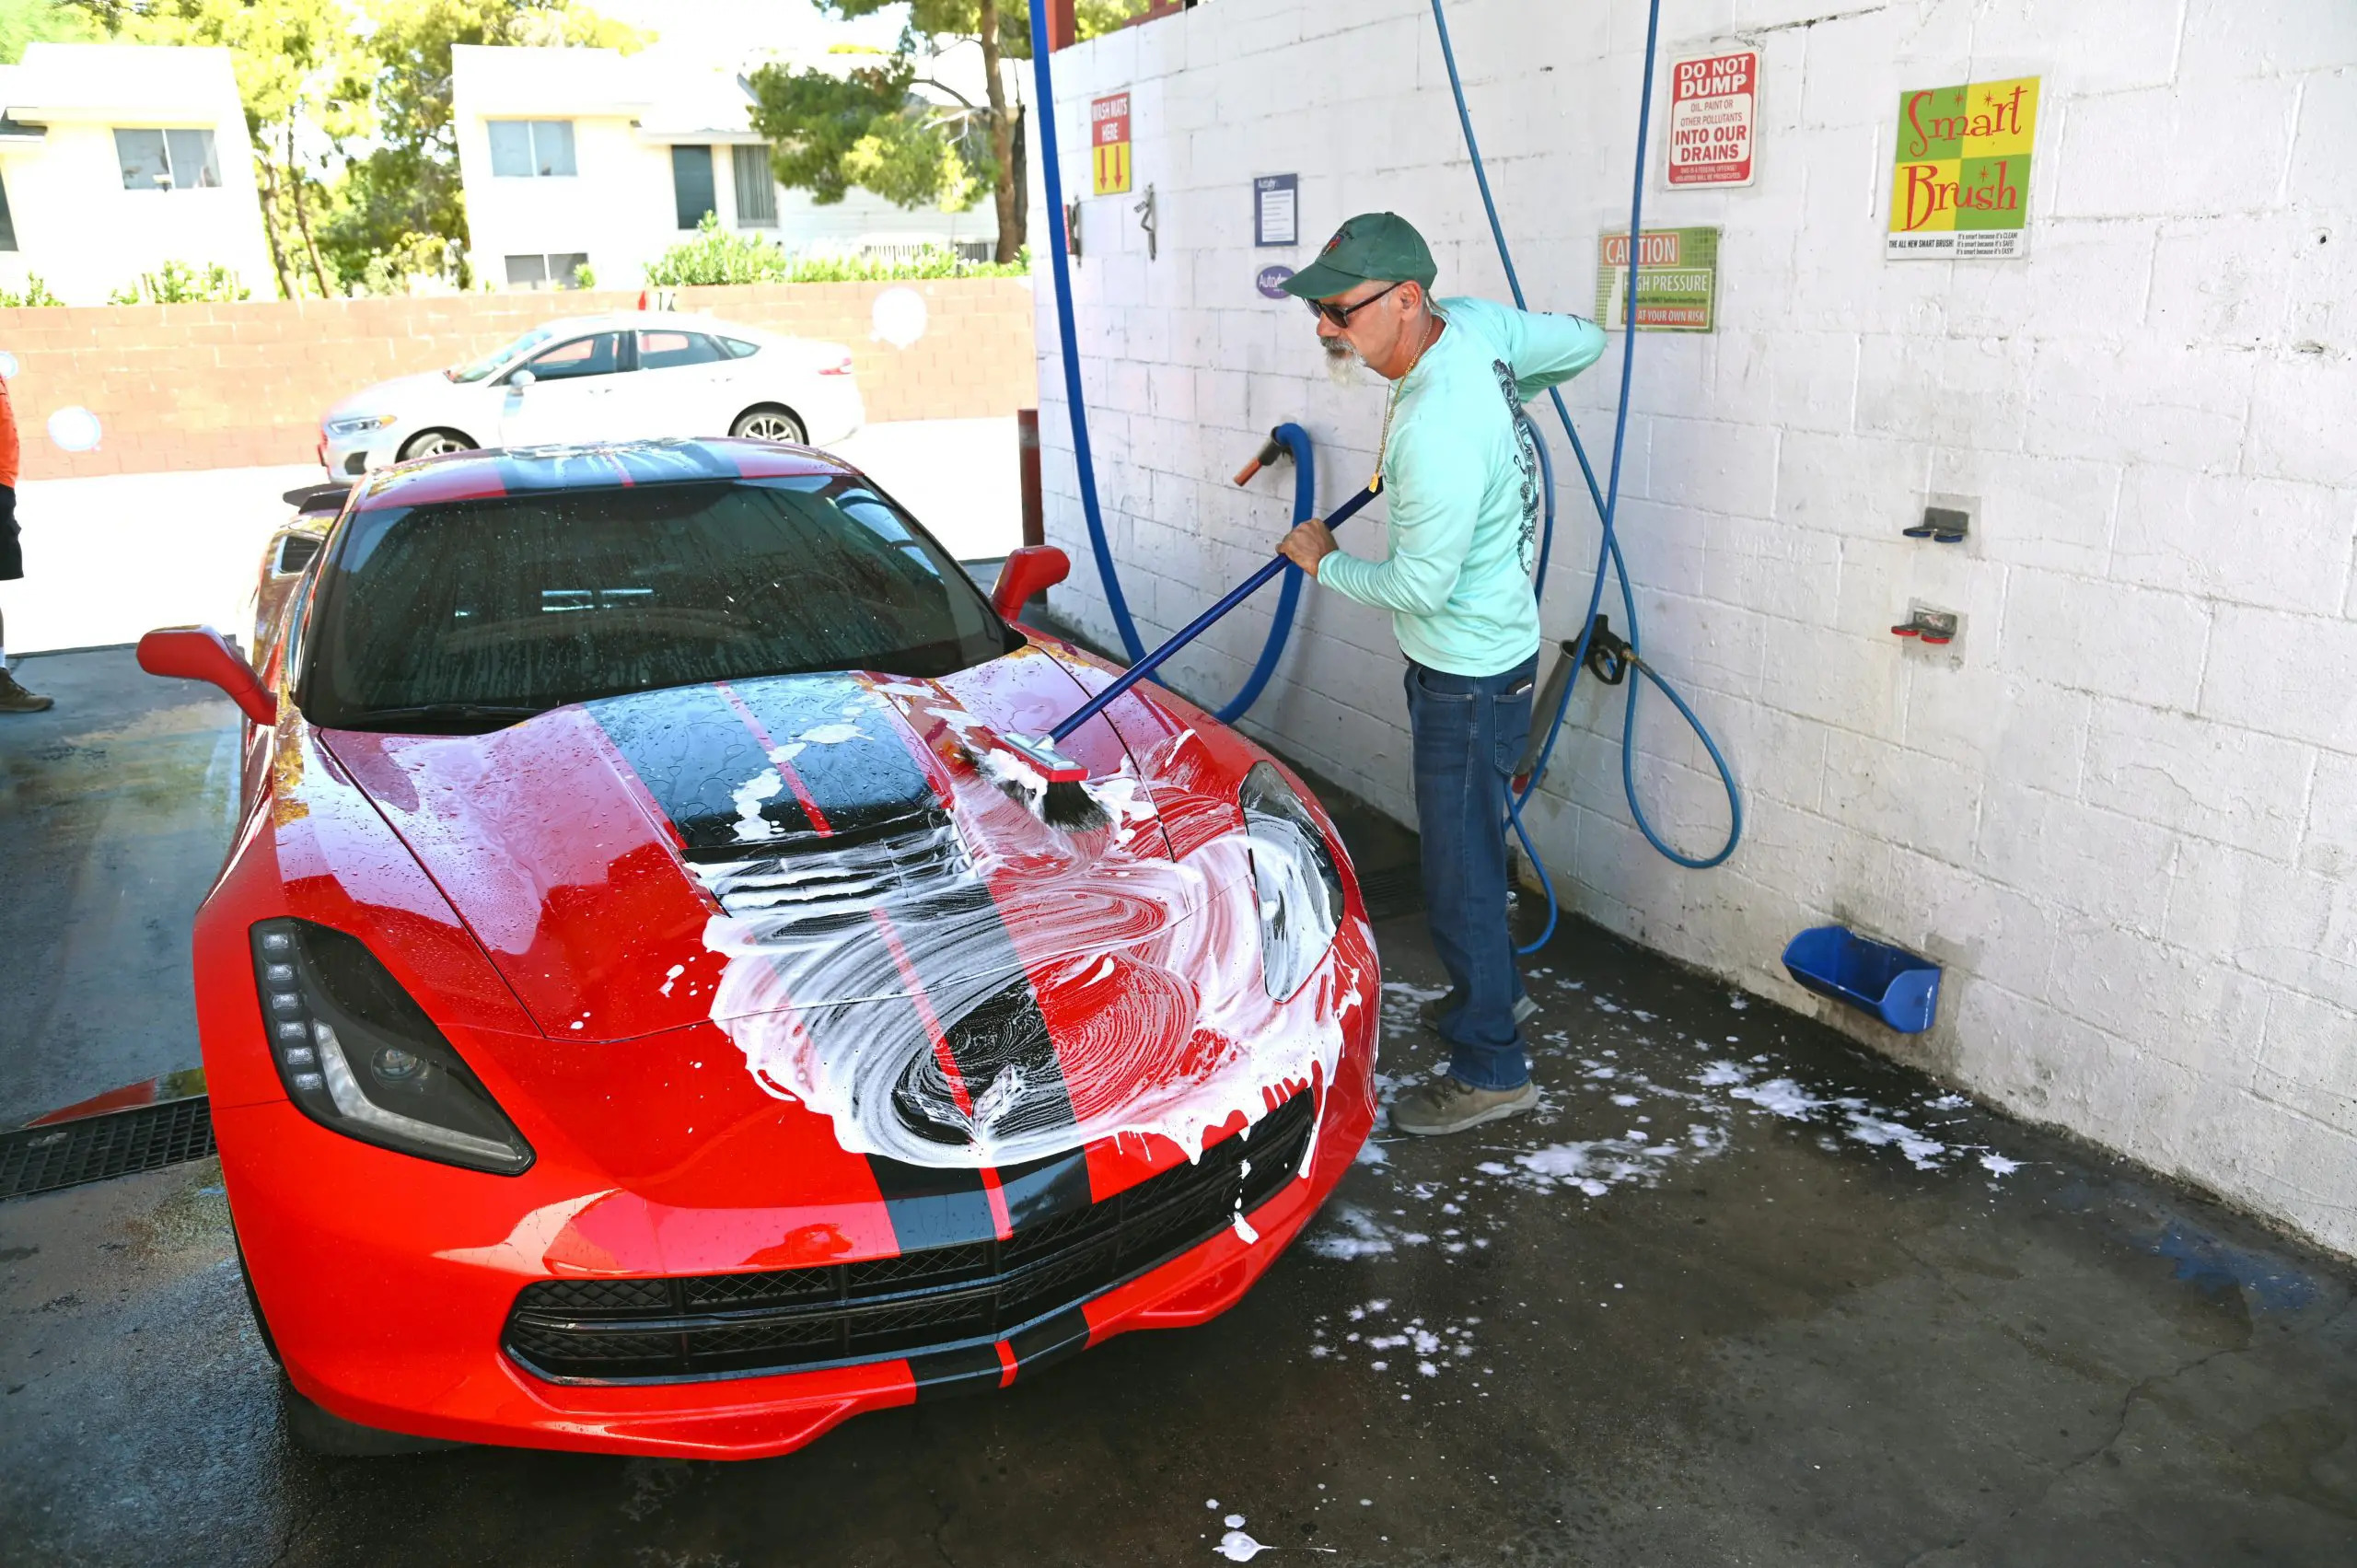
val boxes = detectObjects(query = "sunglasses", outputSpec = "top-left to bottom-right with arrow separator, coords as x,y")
1306,280 -> 1404,329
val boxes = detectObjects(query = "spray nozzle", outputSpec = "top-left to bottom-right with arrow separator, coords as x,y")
1232,430 -> 1291,487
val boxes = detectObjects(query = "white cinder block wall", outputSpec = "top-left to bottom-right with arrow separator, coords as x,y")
1028,0 -> 2357,1256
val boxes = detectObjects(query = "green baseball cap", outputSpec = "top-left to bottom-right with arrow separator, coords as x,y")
1280,212 -> 1437,301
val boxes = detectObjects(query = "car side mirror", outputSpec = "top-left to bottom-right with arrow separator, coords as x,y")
136,626 -> 276,725
509,369 -> 536,389
991,545 -> 1070,621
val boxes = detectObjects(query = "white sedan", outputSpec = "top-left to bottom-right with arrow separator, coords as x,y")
318,311 -> 866,476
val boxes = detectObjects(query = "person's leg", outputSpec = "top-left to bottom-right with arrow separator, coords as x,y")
1408,660 -> 1482,1014
1441,656 -> 1534,1087
0,482 -> 46,713
1407,656 -> 1534,1090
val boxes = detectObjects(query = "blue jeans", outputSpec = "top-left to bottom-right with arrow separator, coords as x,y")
1405,653 -> 1537,1090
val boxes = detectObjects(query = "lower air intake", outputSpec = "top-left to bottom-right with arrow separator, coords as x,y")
503,1088 -> 1318,1384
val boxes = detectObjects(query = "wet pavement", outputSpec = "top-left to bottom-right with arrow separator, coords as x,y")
4,649 -> 2354,1566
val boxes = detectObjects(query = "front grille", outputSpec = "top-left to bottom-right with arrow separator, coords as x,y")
502,1089 -> 1318,1383
0,1098 -> 217,1201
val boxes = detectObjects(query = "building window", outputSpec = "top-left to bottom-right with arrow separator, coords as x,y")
0,171 -> 16,251
488,121 -> 577,179
113,128 -> 221,191
732,145 -> 776,227
504,252 -> 591,290
672,145 -> 715,229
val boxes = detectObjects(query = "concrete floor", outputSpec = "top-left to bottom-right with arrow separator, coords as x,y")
4,650 -> 2354,1566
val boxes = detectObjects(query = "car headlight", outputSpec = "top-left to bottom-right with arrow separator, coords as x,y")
1240,761 -> 1345,999
324,413 -> 397,438
249,919 -> 534,1174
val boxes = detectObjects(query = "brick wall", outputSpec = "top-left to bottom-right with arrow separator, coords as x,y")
0,277 -> 1039,480
1035,1 -> 2357,1254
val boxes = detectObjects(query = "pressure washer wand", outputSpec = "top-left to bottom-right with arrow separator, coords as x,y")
1049,479 -> 1382,747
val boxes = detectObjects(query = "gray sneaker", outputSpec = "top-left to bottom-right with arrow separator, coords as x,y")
1419,989 -> 1539,1037
0,668 -> 52,714
1389,1074 -> 1539,1136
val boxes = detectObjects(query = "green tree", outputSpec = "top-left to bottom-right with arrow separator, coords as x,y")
324,0 -> 641,288
130,0 -> 367,298
750,1 -> 1149,265
0,0 -> 99,63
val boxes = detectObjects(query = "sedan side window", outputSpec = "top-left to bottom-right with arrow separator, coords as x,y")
516,332 -> 626,383
638,331 -> 726,371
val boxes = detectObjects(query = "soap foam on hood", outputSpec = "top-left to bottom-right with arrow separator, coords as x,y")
697,691 -> 1365,1170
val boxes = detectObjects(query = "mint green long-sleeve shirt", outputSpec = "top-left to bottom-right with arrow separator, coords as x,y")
1317,296 -> 1608,676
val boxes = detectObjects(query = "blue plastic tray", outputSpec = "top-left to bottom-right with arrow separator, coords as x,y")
1781,925 -> 1941,1034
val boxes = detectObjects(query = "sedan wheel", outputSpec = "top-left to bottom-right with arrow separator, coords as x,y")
730,407 -> 807,445
399,429 -> 475,461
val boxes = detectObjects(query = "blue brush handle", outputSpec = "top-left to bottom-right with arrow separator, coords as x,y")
1050,481 -> 1382,745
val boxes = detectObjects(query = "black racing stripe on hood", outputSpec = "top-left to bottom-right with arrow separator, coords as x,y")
589,682 -> 820,854
590,670 -> 1086,1249
725,674 -> 940,839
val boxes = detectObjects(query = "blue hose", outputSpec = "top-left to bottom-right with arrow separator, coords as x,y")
1428,0 -> 1744,951
1028,22 -> 1318,712
1028,6 -> 1145,664
1213,423 -> 1316,724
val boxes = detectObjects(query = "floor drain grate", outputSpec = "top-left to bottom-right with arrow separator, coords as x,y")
1357,865 -> 1424,922
0,1098 -> 217,1201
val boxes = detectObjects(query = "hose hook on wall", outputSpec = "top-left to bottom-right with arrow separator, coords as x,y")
1134,185 -> 1157,260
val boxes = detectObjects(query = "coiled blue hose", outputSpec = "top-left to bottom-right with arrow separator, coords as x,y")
1427,0 -> 1745,961
1213,423 -> 1316,724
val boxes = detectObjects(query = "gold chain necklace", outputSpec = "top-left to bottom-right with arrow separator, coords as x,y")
1370,309 -> 1443,487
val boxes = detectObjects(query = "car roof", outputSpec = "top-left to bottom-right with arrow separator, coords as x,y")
512,310 -> 773,341
349,437 -> 858,514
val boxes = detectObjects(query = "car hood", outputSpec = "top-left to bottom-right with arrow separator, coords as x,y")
318,646 -> 1361,1167
324,370 -> 462,424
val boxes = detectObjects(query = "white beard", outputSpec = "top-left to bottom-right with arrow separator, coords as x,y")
1324,341 -> 1374,388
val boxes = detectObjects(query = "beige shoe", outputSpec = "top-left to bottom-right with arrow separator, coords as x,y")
1388,1074 -> 1539,1136
0,668 -> 52,714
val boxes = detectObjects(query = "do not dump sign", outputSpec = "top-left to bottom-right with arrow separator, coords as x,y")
1666,51 -> 1757,188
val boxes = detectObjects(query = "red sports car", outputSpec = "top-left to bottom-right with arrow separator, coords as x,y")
138,439 -> 1379,1458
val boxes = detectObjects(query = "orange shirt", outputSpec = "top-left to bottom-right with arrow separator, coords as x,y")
0,374 -> 17,489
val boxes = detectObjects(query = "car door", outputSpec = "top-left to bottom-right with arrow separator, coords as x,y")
498,331 -> 634,447
633,329 -> 733,436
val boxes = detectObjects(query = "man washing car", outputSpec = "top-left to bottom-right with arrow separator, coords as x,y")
1275,213 -> 1603,1136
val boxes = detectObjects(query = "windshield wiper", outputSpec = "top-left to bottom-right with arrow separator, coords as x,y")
336,703 -> 545,732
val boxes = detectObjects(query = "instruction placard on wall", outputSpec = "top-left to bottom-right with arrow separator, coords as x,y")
1595,227 -> 1719,332
1254,173 -> 1297,247
1666,51 -> 1757,187
1091,92 -> 1132,196
1887,76 -> 2038,259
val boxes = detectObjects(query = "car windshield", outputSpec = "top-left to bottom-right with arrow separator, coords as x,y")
448,326 -> 560,383
299,476 -> 1014,732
